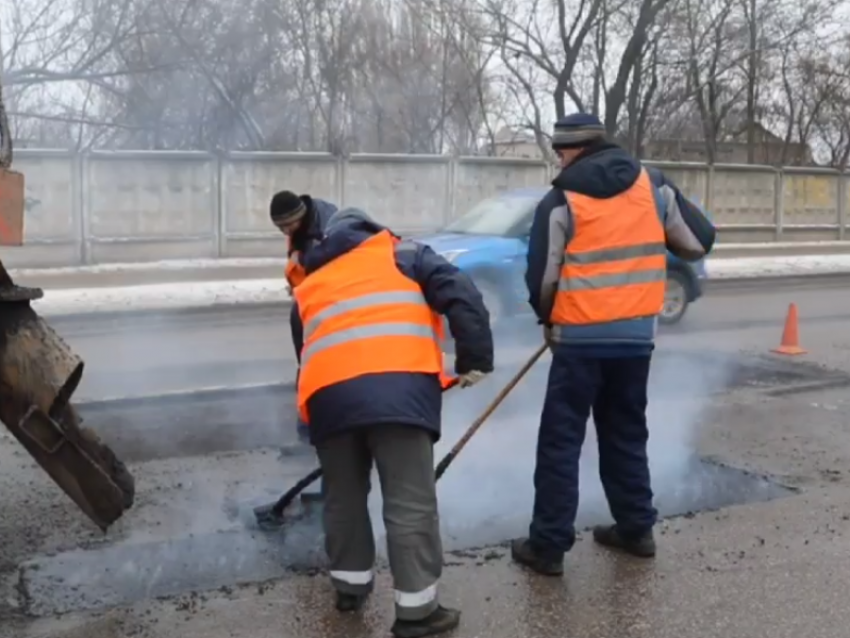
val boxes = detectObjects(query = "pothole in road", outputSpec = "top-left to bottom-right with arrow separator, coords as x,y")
17,458 -> 794,617
76,383 -> 300,463
23,351 -> 826,616
76,352 -> 850,465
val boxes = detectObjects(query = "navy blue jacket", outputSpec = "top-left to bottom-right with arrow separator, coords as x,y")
525,142 -> 715,358
292,209 -> 494,444
288,196 -> 337,255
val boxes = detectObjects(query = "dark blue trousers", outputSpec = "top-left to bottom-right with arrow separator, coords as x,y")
529,350 -> 657,556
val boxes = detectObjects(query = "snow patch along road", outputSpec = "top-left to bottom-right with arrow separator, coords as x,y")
27,254 -> 850,317
32,278 -> 291,316
705,254 -> 850,278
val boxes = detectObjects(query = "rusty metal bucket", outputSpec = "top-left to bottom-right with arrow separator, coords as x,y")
0,266 -> 135,531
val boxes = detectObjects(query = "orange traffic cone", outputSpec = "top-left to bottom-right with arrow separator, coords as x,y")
772,303 -> 806,355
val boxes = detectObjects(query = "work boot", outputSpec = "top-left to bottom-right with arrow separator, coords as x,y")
335,591 -> 369,612
391,606 -> 461,638
592,524 -> 656,558
510,537 -> 564,576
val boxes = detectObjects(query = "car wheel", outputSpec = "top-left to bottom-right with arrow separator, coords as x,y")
659,270 -> 689,325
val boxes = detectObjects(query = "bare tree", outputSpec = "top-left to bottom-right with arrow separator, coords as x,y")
1,0 -> 157,147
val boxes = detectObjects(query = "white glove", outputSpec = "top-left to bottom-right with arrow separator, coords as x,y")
459,370 -> 488,388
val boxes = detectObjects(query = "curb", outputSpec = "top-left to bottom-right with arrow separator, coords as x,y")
703,271 -> 850,292
40,270 -> 850,325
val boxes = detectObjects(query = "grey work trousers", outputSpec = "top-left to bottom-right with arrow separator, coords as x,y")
315,425 -> 443,621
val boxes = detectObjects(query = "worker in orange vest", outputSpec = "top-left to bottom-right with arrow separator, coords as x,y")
511,114 -> 715,575
270,190 -> 338,441
291,208 -> 493,638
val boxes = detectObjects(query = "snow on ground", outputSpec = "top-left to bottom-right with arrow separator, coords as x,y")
32,278 -> 290,316
706,254 -> 850,278
10,257 -> 287,278
22,253 -> 850,316
7,240 -> 850,279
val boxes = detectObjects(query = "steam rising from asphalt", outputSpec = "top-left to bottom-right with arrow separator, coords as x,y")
70,311 -> 736,563
19,314 -> 753,612
368,319 -> 739,550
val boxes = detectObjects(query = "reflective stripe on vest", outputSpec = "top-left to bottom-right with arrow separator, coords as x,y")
294,230 -> 448,423
550,168 -> 666,326
300,290 -> 438,367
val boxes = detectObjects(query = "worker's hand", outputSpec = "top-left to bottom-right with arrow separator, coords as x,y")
543,325 -> 553,347
459,370 -> 488,388
285,283 -> 293,296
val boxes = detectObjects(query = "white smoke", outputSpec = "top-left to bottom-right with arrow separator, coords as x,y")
368,323 -> 739,552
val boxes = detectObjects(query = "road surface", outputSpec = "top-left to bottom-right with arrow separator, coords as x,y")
4,282 -> 850,637
50,280 -> 850,401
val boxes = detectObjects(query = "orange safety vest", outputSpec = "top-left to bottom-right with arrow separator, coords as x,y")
550,169 -> 666,327
294,230 -> 454,424
284,238 -> 307,289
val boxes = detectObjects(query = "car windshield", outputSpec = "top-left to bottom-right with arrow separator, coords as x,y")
443,194 -> 538,236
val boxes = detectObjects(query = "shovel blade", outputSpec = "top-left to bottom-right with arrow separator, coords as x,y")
252,492 -> 324,531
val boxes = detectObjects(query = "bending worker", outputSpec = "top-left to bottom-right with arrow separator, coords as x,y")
269,190 -> 338,440
291,208 -> 494,637
511,113 -> 715,575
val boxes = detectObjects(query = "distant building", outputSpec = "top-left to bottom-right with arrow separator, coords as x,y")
642,122 -> 814,166
490,127 -> 544,160
490,121 -> 814,166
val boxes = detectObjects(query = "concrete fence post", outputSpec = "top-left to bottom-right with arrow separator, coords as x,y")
213,152 -> 224,258
446,156 -> 457,225
704,164 -> 714,214
840,172 -> 847,240
336,154 -> 346,207
774,169 -> 784,241
74,151 -> 89,265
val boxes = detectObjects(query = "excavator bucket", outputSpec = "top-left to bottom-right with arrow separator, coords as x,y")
0,268 -> 135,531
0,167 -> 24,246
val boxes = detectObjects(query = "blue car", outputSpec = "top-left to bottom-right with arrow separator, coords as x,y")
417,188 -> 706,325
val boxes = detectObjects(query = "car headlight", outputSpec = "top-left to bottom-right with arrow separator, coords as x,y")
440,249 -> 468,263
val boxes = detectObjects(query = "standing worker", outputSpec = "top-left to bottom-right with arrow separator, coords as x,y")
291,208 -> 494,637
270,190 -> 338,442
511,114 -> 715,575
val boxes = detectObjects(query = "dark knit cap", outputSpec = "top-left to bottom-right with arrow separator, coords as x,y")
551,113 -> 605,150
270,190 -> 307,222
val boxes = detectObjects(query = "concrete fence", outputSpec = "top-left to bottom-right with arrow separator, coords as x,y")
4,149 -> 850,267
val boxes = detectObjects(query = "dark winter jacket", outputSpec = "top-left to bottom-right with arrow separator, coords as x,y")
292,209 -> 494,444
288,196 -> 338,255
525,141 -> 716,357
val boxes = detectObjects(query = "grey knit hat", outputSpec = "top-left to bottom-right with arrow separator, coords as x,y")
270,190 -> 307,223
551,113 -> 606,150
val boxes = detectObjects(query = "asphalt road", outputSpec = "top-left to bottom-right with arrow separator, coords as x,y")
51,280 -> 850,401
7,280 -> 850,636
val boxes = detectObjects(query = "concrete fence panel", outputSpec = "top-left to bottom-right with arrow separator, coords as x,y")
451,157 -> 549,222
710,166 -> 777,242
779,169 -> 841,241
83,151 -> 218,263
4,149 -> 850,267
644,162 -> 710,208
221,152 -> 338,257
5,150 -> 79,267
343,154 -> 450,232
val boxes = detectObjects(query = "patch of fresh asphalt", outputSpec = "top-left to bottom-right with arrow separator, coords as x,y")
16,457 -> 792,617
17,349 -> 843,617
77,349 -> 850,465
9,280 -> 850,619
